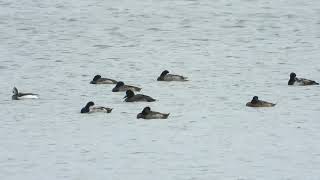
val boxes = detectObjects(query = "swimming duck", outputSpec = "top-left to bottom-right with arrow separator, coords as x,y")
12,87 -> 39,100
112,81 -> 141,92
246,96 -> 276,107
157,70 -> 188,81
90,75 -> 117,84
137,107 -> 169,119
80,101 -> 112,113
124,90 -> 156,102
288,72 -> 319,86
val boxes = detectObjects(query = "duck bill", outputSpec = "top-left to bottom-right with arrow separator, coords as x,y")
137,113 -> 143,119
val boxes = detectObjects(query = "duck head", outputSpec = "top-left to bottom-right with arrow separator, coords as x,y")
93,75 -> 101,81
124,89 -> 135,99
137,106 -> 151,118
90,75 -> 101,84
112,81 -> 125,92
12,87 -> 18,95
251,96 -> 259,104
142,106 -> 151,115
290,72 -> 296,79
86,101 -> 95,107
157,70 -> 169,80
161,70 -> 169,76
81,101 -> 95,113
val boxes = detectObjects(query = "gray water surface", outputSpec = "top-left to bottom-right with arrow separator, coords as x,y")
1,0 -> 320,179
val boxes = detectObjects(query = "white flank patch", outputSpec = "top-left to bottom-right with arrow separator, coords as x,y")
19,95 -> 39,99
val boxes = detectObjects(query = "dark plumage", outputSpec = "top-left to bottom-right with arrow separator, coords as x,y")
123,90 -> 156,102
81,101 -> 112,113
246,96 -> 276,107
288,72 -> 319,86
137,107 -> 169,119
112,81 -> 141,92
90,75 -> 117,84
157,70 -> 188,81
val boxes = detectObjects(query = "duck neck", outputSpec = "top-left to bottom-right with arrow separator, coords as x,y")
288,78 -> 295,85
160,76 -> 165,80
93,77 -> 100,81
142,110 -> 149,115
12,95 -> 18,100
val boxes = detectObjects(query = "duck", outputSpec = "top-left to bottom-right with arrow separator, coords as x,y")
80,101 -> 112,113
137,107 -> 169,119
112,81 -> 141,92
157,70 -> 188,81
12,87 -> 39,100
288,72 -> 319,86
246,96 -> 276,107
90,75 -> 117,84
123,90 -> 156,102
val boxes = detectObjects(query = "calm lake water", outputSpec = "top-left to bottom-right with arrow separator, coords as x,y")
1,0 -> 320,179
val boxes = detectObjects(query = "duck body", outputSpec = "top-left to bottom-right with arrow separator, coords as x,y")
90,75 -> 117,84
112,81 -> 141,92
288,72 -> 319,86
12,87 -> 39,100
157,70 -> 188,81
124,90 -> 156,102
137,107 -> 169,119
81,101 -> 112,114
246,96 -> 276,107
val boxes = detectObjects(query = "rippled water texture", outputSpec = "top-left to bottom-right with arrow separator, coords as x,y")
1,0 -> 320,179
